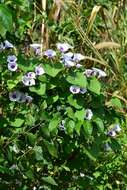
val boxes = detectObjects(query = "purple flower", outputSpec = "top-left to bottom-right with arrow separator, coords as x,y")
80,88 -> 87,94
35,65 -> 45,76
73,53 -> 85,62
7,55 -> 17,63
70,85 -> 80,94
85,109 -> 93,120
84,69 -> 96,77
104,143 -> 111,151
57,43 -> 73,52
4,40 -> 14,49
26,72 -> 36,79
9,91 -> 22,102
107,130 -> 116,137
8,62 -> 18,71
59,120 -> 66,131
62,52 -> 74,60
76,63 -> 82,68
22,76 -> 35,86
113,124 -> 121,133
17,92 -> 26,103
25,94 -> 33,103
92,68 -> 107,78
64,59 -> 75,67
30,44 -> 42,55
61,52 -> 75,67
44,49 -> 56,58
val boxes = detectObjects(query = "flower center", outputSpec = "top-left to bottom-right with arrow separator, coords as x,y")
12,94 -> 17,99
73,88 -> 77,92
11,64 -> 15,69
60,47 -> 64,51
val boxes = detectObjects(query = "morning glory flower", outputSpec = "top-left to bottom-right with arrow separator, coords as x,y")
73,53 -> 85,62
104,143 -> 111,151
7,55 -> 17,63
57,42 -> 73,52
59,120 -> 66,131
25,94 -> 33,103
35,65 -> 45,76
84,69 -> 96,77
62,52 -> 74,60
8,62 -> 18,71
80,88 -> 87,94
9,91 -> 22,102
107,130 -> 116,137
113,124 -> 121,133
76,63 -> 82,68
70,85 -> 80,94
30,44 -> 42,55
61,52 -> 75,67
35,48 -> 41,55
22,76 -> 35,86
4,40 -> 14,49
80,173 -> 85,177
44,49 -> 56,58
26,72 -> 36,79
64,59 -> 75,67
85,109 -> 93,120
92,68 -> 107,78
17,92 -> 26,103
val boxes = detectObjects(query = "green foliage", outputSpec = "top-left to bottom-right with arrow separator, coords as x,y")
88,77 -> 101,95
66,71 -> 87,88
0,4 -> 12,36
0,0 -> 127,189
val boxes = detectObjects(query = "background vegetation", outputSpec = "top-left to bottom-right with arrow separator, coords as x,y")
0,0 -> 127,189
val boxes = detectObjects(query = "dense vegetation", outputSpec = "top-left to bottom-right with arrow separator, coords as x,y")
0,0 -> 127,189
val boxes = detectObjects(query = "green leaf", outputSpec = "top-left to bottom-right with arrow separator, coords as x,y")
93,117 -> 104,133
83,121 -> 93,136
75,109 -> 85,121
27,133 -> 36,146
110,98 -> 122,109
41,126 -> 50,137
88,78 -> 101,95
25,170 -> 34,179
83,148 -> 96,161
10,118 -> 24,127
7,74 -> 23,90
47,95 -> 59,105
0,165 -> 10,174
66,107 -> 75,119
66,119 -> 75,136
110,139 -> 121,151
0,21 -> 6,37
25,114 -> 35,126
49,115 -> 60,133
75,120 -> 82,135
0,118 -> 8,127
43,62 -> 63,77
67,95 -> 82,109
44,140 -> 58,158
42,176 -> 58,186
66,72 -> 87,88
29,83 -> 46,96
34,146 -> 43,161
93,171 -> 101,178
0,4 -> 12,36
7,80 -> 18,90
